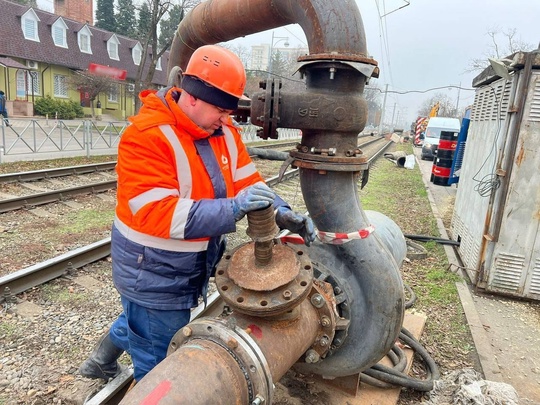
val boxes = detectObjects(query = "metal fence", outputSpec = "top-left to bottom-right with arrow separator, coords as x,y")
0,119 -> 301,163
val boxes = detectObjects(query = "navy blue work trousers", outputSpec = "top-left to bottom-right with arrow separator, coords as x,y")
109,296 -> 190,381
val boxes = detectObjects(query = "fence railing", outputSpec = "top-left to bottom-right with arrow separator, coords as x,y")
0,120 -> 302,163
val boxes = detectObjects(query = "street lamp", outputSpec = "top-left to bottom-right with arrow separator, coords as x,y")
268,31 -> 289,76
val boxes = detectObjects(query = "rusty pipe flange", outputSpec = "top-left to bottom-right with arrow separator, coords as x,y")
168,318 -> 273,405
298,52 -> 378,66
215,243 -> 313,317
302,279 -> 338,363
289,151 -> 369,172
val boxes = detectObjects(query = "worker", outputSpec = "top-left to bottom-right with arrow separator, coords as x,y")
0,90 -> 11,127
79,45 -> 316,383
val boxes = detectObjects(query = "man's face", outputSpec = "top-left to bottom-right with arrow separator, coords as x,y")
191,97 -> 234,134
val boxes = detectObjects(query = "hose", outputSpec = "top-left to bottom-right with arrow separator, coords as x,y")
404,234 -> 460,246
404,283 -> 417,309
360,327 -> 440,391
359,283 -> 440,392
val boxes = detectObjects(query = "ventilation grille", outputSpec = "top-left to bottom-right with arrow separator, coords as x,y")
490,253 -> 525,291
470,79 -> 512,121
527,74 -> 540,122
529,258 -> 540,296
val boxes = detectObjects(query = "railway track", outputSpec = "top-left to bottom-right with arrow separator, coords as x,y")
0,141 -> 297,214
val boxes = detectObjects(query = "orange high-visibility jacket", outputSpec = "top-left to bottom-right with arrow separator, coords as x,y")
111,87 -> 283,310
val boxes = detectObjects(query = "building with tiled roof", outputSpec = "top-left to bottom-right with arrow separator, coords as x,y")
0,0 -> 170,119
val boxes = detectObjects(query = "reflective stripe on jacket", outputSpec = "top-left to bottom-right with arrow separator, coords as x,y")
113,87 -> 265,310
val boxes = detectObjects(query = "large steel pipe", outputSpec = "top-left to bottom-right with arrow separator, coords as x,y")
120,298 -> 321,404
168,0 -> 371,73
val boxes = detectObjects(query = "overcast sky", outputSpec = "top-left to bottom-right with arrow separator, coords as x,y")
227,0 -> 539,127
35,0 -> 539,126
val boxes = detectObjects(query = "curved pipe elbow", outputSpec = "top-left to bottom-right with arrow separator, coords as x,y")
168,0 -> 369,73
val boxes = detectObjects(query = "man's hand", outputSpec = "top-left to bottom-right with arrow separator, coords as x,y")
275,206 -> 316,246
232,184 -> 275,221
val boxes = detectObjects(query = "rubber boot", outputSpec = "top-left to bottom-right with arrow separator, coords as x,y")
79,331 -> 124,380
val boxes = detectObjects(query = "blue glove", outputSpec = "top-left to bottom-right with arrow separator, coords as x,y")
232,184 -> 276,221
275,206 -> 316,246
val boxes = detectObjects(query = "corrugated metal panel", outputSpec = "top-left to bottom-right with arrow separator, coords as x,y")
527,75 -> 540,122
470,80 -> 512,121
529,258 -> 540,295
456,59 -> 540,301
490,253 -> 525,292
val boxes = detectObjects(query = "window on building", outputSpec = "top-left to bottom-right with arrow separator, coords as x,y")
52,19 -> 68,48
108,85 -> 119,103
16,71 -> 41,97
53,74 -> 68,97
107,35 -> 120,60
156,57 -> 162,71
132,43 -> 142,65
78,26 -> 93,54
21,10 -> 40,41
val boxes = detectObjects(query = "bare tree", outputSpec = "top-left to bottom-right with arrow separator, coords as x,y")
364,85 -> 382,127
69,71 -> 118,117
467,27 -> 535,72
223,43 -> 251,69
133,0 -> 200,112
417,92 -> 462,118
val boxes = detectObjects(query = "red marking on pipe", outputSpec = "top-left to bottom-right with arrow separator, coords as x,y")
141,380 -> 172,405
248,324 -> 263,339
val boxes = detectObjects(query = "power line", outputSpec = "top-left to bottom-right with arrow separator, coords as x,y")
367,85 -> 475,94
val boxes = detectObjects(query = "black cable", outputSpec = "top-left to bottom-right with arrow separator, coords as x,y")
404,283 -> 417,309
404,234 -> 460,246
360,327 -> 440,392
358,281 -> 441,392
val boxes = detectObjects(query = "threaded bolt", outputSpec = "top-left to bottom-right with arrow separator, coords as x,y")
321,316 -> 330,327
305,349 -> 320,364
319,336 -> 330,347
310,294 -> 325,308
227,338 -> 238,350
252,394 -> 265,405
182,327 -> 192,337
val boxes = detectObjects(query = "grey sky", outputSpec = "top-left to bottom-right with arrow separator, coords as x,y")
228,0 -> 539,127
36,0 -> 539,127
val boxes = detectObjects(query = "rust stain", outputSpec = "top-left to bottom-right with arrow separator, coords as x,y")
515,140 -> 525,166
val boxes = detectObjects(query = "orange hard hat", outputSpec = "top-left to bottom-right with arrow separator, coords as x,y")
184,45 -> 246,99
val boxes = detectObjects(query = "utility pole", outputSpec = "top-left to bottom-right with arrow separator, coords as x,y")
377,84 -> 389,136
455,82 -> 461,116
390,102 -> 397,129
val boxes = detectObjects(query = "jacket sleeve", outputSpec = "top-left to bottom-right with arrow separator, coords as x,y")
117,128 -> 236,240
228,124 -> 291,211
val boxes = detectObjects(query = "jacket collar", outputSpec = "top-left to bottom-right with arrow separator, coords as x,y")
130,87 -> 227,141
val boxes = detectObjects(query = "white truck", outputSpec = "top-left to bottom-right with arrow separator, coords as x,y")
420,117 -> 461,160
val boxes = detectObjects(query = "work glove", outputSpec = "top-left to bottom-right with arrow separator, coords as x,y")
232,184 -> 276,221
275,206 -> 316,246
